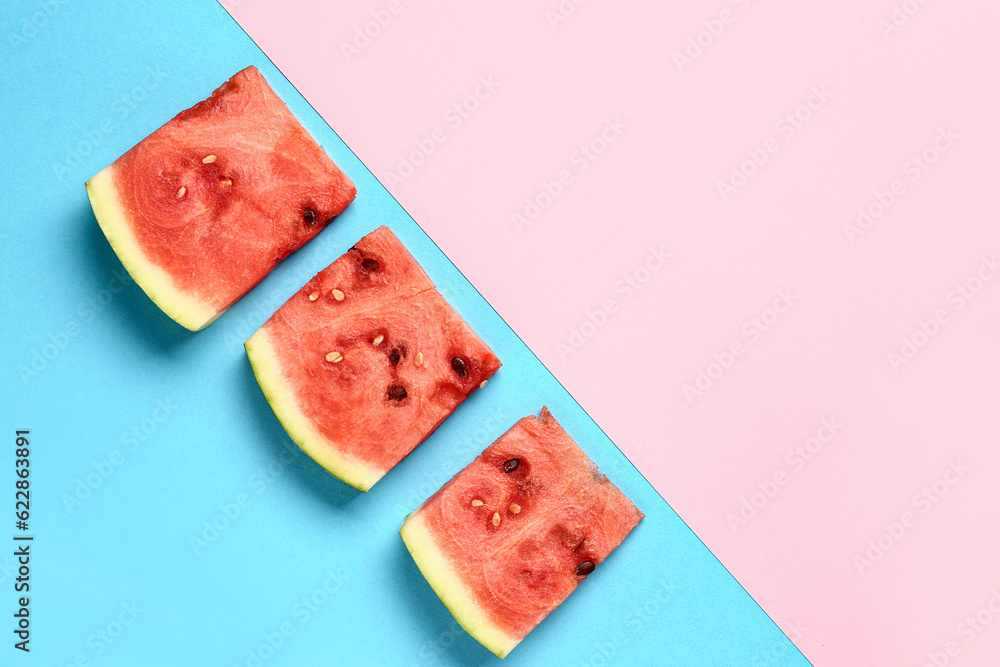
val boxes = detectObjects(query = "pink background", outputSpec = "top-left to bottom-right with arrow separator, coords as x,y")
223,1 -> 1000,664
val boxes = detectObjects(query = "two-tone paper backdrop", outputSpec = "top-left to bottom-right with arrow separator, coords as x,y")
2,0 -> 808,665
222,1 -> 1000,666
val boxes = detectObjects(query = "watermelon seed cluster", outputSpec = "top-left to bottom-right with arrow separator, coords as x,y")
469,494 -> 525,528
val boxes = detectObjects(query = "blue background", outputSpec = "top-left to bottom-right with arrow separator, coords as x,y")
0,0 -> 810,664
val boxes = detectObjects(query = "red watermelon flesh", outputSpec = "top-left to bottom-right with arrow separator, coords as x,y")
399,407 -> 644,658
245,226 -> 501,491
85,65 -> 356,330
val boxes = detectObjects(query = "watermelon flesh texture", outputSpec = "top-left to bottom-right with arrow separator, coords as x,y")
85,65 -> 356,330
400,407 -> 644,658
245,226 -> 501,491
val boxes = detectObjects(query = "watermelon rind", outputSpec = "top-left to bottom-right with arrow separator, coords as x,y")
244,327 -> 383,492
399,511 -> 520,659
85,166 -> 221,331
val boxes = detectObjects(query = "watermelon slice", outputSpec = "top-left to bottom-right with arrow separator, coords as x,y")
245,226 -> 501,491
85,65 -> 356,330
400,407 -> 644,658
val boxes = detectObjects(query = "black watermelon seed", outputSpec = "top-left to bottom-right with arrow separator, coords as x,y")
451,356 -> 469,377
389,351 -> 401,365
362,258 -> 379,271
304,207 -> 317,227
575,561 -> 595,576
503,458 -> 520,473
386,385 -> 407,401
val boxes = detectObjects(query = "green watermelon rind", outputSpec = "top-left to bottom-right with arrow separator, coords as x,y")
244,327 -> 384,492
399,510 -> 520,659
85,166 -> 222,331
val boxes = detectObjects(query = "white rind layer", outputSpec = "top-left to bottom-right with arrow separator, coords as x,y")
85,165 -> 220,331
244,326 -> 384,492
400,510 -> 520,659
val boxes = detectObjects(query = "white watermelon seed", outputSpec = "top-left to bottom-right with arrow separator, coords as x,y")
220,178 -> 232,186
471,499 -> 484,507
509,503 -> 521,514
373,334 -> 384,346
415,352 -> 424,367
331,288 -> 345,301
325,351 -> 343,363
479,380 -> 488,388
492,512 -> 501,526
308,291 -> 320,301
202,155 -> 217,164
176,186 -> 186,198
